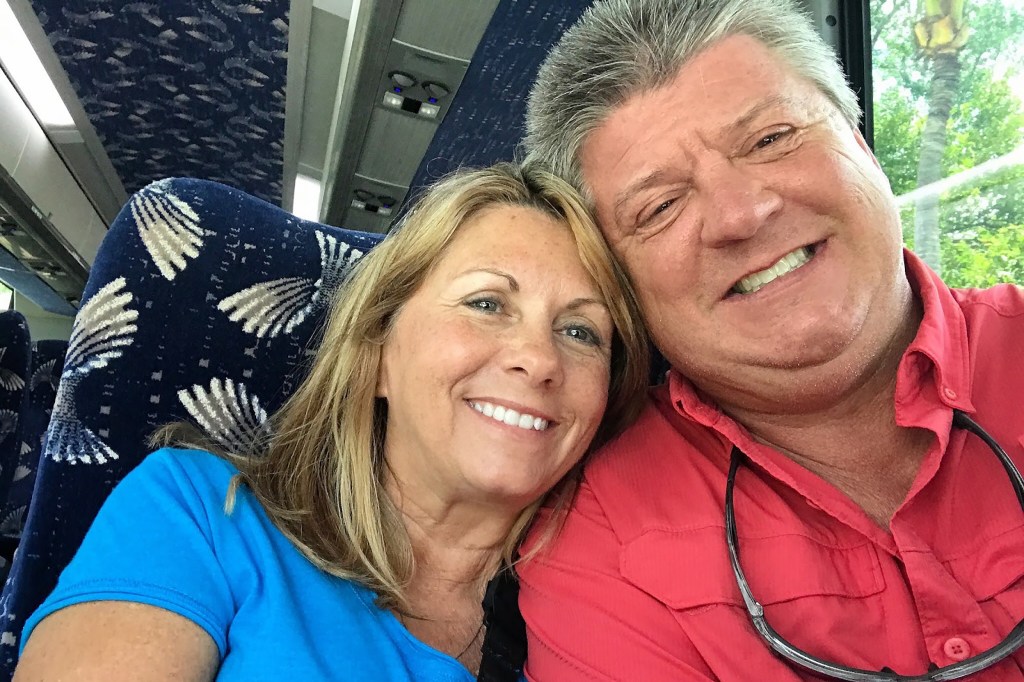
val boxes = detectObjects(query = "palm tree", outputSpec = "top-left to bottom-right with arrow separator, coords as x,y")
912,0 -> 970,275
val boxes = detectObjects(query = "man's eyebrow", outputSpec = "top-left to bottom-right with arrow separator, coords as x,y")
726,94 -> 798,136
612,169 -> 675,226
456,268 -> 519,292
611,95 -> 801,226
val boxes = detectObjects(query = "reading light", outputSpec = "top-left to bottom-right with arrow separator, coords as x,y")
389,71 -> 416,88
422,82 -> 451,100
0,2 -> 75,127
292,174 -> 322,221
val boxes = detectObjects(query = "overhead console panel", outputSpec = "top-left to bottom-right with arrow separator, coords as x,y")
321,0 -> 499,233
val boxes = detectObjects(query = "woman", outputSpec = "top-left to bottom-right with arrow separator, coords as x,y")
15,163 -> 648,681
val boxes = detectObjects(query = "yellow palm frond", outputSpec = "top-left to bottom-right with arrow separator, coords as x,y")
914,0 -> 970,55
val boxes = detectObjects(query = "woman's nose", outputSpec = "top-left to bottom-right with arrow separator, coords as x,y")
505,326 -> 565,388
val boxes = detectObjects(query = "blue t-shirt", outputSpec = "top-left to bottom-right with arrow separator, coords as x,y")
23,448 -> 476,681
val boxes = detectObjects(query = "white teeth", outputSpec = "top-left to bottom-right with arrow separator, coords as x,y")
469,401 -> 550,431
733,246 -> 813,295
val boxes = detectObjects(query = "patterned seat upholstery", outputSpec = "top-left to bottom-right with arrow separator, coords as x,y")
0,340 -> 69,547
0,178 -> 382,672
0,312 -> 31,569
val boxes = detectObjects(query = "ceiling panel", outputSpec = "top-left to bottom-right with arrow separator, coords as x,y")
354,109 -> 437,187
26,0 -> 291,203
298,7 -> 348,175
395,0 -> 500,59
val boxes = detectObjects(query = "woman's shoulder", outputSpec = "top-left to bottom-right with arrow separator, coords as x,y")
129,447 -> 239,492
111,447 -> 248,526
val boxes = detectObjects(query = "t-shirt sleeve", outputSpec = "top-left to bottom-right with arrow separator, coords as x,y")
21,448 -> 238,658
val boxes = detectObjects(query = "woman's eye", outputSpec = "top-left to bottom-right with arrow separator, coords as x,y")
466,297 -> 501,313
563,324 -> 602,347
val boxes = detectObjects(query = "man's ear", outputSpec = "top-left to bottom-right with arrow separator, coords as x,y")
853,128 -> 883,171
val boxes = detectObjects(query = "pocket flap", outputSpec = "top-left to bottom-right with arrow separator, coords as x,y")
945,523 -> 1024,601
620,526 -> 884,611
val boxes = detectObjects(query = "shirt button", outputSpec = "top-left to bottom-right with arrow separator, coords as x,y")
942,386 -> 958,400
943,637 -> 971,661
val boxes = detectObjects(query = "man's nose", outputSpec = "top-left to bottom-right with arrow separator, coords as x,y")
698,160 -> 782,246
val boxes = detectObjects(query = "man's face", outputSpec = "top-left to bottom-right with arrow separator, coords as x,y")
580,34 -> 909,404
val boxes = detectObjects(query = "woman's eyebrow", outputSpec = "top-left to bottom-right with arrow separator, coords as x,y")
565,297 -> 610,314
455,268 -> 519,292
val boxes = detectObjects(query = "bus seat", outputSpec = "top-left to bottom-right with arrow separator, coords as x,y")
409,0 -> 593,190
0,311 -> 32,568
0,341 -> 69,549
0,178 -> 383,673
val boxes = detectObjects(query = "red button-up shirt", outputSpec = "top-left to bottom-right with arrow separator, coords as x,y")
520,253 -> 1024,681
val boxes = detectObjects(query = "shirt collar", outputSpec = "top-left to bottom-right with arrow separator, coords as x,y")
667,248 -> 974,423
897,249 -> 973,414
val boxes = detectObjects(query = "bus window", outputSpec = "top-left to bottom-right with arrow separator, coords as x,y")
870,0 -> 1024,287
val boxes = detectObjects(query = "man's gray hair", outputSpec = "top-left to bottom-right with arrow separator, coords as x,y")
523,0 -> 862,195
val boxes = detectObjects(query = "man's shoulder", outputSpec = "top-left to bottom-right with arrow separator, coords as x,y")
951,282 -> 1024,320
588,385 -> 726,467
578,386 -> 727,538
950,283 -> 1024,364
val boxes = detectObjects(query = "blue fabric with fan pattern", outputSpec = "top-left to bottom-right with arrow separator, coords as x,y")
0,178 -> 383,674
0,312 -> 31,587
0,314 -> 31,514
26,1 -> 289,203
0,340 -> 68,547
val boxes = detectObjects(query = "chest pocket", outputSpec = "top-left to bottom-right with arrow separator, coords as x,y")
620,526 -> 885,611
944,522 -> 1024,630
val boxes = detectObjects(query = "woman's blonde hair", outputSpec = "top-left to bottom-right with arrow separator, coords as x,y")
155,162 -> 648,611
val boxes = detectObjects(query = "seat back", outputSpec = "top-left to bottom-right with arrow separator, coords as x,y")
0,313 -> 31,526
0,178 -> 382,672
0,340 -> 68,546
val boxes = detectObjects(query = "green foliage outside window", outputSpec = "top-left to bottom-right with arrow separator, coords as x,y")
871,0 -> 1024,289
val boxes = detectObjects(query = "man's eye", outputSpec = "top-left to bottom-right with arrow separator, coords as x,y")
755,129 -> 792,149
636,198 -> 676,228
652,199 -> 674,216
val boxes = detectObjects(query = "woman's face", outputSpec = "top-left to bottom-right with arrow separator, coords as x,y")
378,204 -> 613,509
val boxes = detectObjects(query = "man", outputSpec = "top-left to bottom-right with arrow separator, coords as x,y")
517,0 -> 1024,679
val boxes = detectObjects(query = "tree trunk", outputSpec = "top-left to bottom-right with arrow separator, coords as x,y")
913,52 -> 961,275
